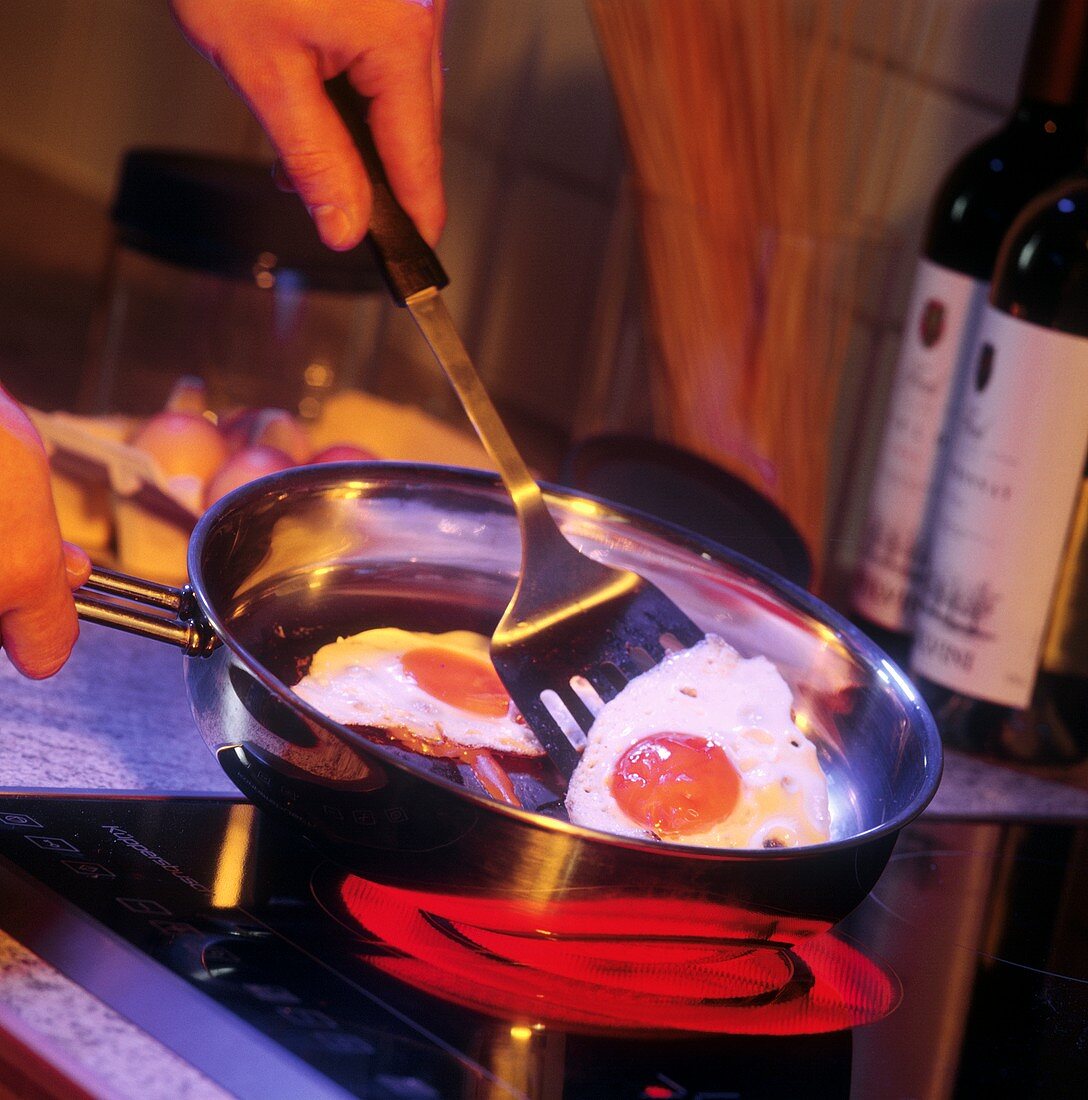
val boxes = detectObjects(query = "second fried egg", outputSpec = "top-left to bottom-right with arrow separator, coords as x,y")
565,635 -> 831,849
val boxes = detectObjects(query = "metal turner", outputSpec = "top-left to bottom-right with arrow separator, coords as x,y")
333,85 -> 705,778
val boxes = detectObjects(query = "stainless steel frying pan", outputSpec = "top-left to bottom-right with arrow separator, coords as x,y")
75,462 -> 941,945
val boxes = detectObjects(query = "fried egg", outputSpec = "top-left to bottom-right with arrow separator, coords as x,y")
292,627 -> 542,756
565,635 -> 830,849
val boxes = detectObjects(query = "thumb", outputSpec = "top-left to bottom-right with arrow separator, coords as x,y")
63,542 -> 92,590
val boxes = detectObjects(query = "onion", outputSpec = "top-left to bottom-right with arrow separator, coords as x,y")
131,411 -> 228,482
310,443 -> 381,463
204,445 -> 295,508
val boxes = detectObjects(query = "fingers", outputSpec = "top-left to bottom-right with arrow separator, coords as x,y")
256,50 -> 446,248
263,67 -> 445,249
343,0 -> 445,244
432,0 -> 447,134
271,160 -> 296,194
235,54 -> 373,250
350,57 -> 446,246
0,398 -> 81,679
267,63 -> 446,246
171,0 -> 447,250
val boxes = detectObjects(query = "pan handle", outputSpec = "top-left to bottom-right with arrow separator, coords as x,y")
75,567 -> 219,656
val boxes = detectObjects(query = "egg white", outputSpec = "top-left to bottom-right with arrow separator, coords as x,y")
292,627 -> 542,755
565,635 -> 830,849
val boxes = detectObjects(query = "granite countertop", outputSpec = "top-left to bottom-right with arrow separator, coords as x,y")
2,621 -> 1088,1094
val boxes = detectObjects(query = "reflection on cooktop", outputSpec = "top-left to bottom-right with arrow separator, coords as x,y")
0,793 -> 1086,1099
870,832 -> 1088,981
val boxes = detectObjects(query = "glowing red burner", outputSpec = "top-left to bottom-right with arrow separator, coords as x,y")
321,872 -> 901,1036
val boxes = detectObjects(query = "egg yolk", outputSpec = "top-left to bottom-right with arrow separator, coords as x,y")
609,733 -> 740,838
400,645 -> 512,717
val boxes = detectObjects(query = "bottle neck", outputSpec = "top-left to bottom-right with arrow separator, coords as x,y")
1018,0 -> 1088,108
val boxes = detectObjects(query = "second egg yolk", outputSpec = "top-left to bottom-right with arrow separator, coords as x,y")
401,645 -> 512,717
610,733 -> 740,838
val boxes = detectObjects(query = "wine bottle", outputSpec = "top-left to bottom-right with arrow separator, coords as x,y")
851,0 -> 1088,665
909,170 -> 1088,763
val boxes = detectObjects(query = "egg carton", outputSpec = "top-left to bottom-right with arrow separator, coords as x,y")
28,391 -> 493,586
27,408 -> 200,585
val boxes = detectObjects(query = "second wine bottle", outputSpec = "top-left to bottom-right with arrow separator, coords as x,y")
851,0 -> 1088,665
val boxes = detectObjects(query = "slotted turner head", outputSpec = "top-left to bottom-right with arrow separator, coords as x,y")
336,85 -> 705,777
489,506 -> 706,776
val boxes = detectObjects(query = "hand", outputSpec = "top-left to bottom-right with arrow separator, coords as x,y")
168,0 -> 446,250
0,389 -> 92,678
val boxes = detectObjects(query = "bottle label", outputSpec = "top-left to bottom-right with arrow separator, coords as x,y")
911,307 -> 1088,708
853,257 -> 988,631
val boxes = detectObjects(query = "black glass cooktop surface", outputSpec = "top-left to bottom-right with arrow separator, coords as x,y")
1,791 -> 1085,1099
